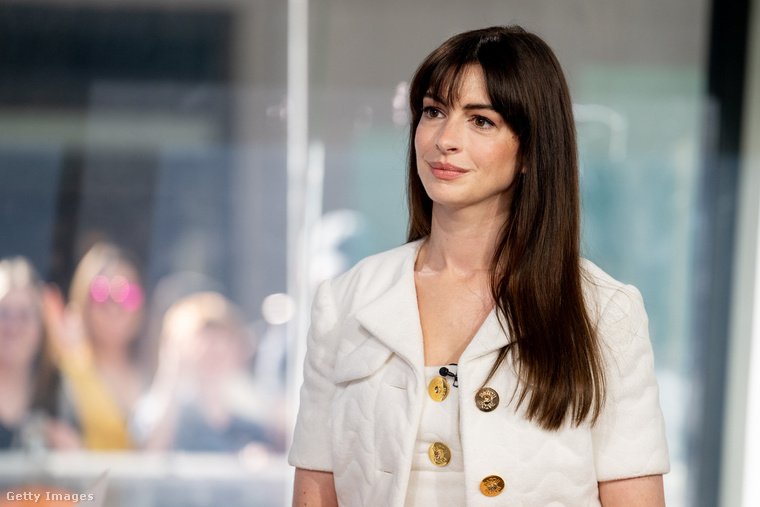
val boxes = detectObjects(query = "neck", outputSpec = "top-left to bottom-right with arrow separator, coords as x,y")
419,201 -> 508,274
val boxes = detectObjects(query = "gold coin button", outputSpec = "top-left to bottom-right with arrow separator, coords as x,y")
475,387 -> 500,412
428,442 -> 451,466
428,376 -> 450,402
480,475 -> 505,496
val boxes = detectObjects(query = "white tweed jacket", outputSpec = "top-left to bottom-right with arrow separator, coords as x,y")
288,240 -> 670,506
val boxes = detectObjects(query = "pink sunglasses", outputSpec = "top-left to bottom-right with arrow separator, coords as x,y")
90,275 -> 144,312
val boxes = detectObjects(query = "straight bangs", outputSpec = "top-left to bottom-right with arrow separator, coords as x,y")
477,43 -> 530,141
410,55 -> 473,120
422,61 -> 469,108
413,36 -> 529,124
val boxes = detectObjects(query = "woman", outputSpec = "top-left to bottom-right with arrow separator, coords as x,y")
290,26 -> 669,506
133,291 -> 271,453
0,257 -> 74,450
50,242 -> 146,450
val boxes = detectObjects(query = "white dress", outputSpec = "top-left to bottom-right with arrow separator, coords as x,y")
404,366 -> 466,506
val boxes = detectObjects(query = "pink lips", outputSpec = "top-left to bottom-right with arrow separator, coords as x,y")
428,161 -> 468,180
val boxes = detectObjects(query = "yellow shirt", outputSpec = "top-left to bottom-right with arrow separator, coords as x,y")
58,345 -> 132,450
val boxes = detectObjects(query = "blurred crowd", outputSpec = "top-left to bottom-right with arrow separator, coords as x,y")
0,243 -> 286,456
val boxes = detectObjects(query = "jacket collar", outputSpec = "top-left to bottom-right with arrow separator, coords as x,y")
354,240 -> 510,368
354,242 -> 424,369
460,308 -> 510,362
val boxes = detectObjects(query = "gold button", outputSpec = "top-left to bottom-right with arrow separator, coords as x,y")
475,387 -> 500,412
428,442 -> 451,466
480,475 -> 505,496
428,376 -> 449,402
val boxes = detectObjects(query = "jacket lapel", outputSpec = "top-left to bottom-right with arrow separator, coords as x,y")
352,239 -> 510,369
460,308 -> 510,362
354,249 -> 425,371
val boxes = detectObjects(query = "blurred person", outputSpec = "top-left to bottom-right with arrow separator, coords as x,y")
46,242 -> 146,450
141,270 -> 226,375
133,291 -> 272,453
0,256 -> 75,450
290,26 -> 669,506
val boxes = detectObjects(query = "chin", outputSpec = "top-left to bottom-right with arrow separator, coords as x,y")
425,189 -> 471,208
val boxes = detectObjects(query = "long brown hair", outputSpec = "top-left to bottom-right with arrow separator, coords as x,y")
407,26 -> 604,430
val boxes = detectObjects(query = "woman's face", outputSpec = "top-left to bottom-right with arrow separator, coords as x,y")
0,286 -> 43,369
85,261 -> 144,350
415,65 -> 521,216
188,324 -> 246,380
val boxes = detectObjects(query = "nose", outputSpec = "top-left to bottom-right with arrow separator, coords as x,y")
435,118 -> 462,153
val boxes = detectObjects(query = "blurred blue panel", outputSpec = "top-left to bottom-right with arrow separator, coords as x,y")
0,146 -> 62,278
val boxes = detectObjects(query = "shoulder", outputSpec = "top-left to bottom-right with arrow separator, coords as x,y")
580,258 -> 635,298
585,260 -> 670,478
325,239 -> 422,309
334,239 -> 421,286
580,258 -> 646,327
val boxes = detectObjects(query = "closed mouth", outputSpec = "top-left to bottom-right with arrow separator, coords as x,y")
428,161 -> 468,180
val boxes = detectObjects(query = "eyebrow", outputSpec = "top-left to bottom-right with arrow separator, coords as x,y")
422,94 -> 495,112
462,103 -> 495,112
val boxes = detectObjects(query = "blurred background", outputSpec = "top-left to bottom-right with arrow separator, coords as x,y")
0,0 -> 758,506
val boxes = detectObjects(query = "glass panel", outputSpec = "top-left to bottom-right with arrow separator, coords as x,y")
0,2 -> 288,506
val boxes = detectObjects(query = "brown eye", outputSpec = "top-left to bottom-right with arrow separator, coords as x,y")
423,106 -> 442,118
473,116 -> 494,128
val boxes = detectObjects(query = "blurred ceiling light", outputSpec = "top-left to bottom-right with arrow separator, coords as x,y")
261,292 -> 296,325
393,81 -> 409,127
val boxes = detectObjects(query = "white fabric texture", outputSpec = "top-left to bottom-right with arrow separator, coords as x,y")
404,366 -> 465,506
288,240 -> 670,507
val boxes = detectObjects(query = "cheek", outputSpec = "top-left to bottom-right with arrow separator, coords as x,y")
482,141 -> 519,175
13,324 -> 42,361
414,124 -> 435,155
87,306 -> 141,341
414,128 -> 437,180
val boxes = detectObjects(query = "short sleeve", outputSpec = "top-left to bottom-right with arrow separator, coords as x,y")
288,279 -> 340,472
591,285 -> 670,481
